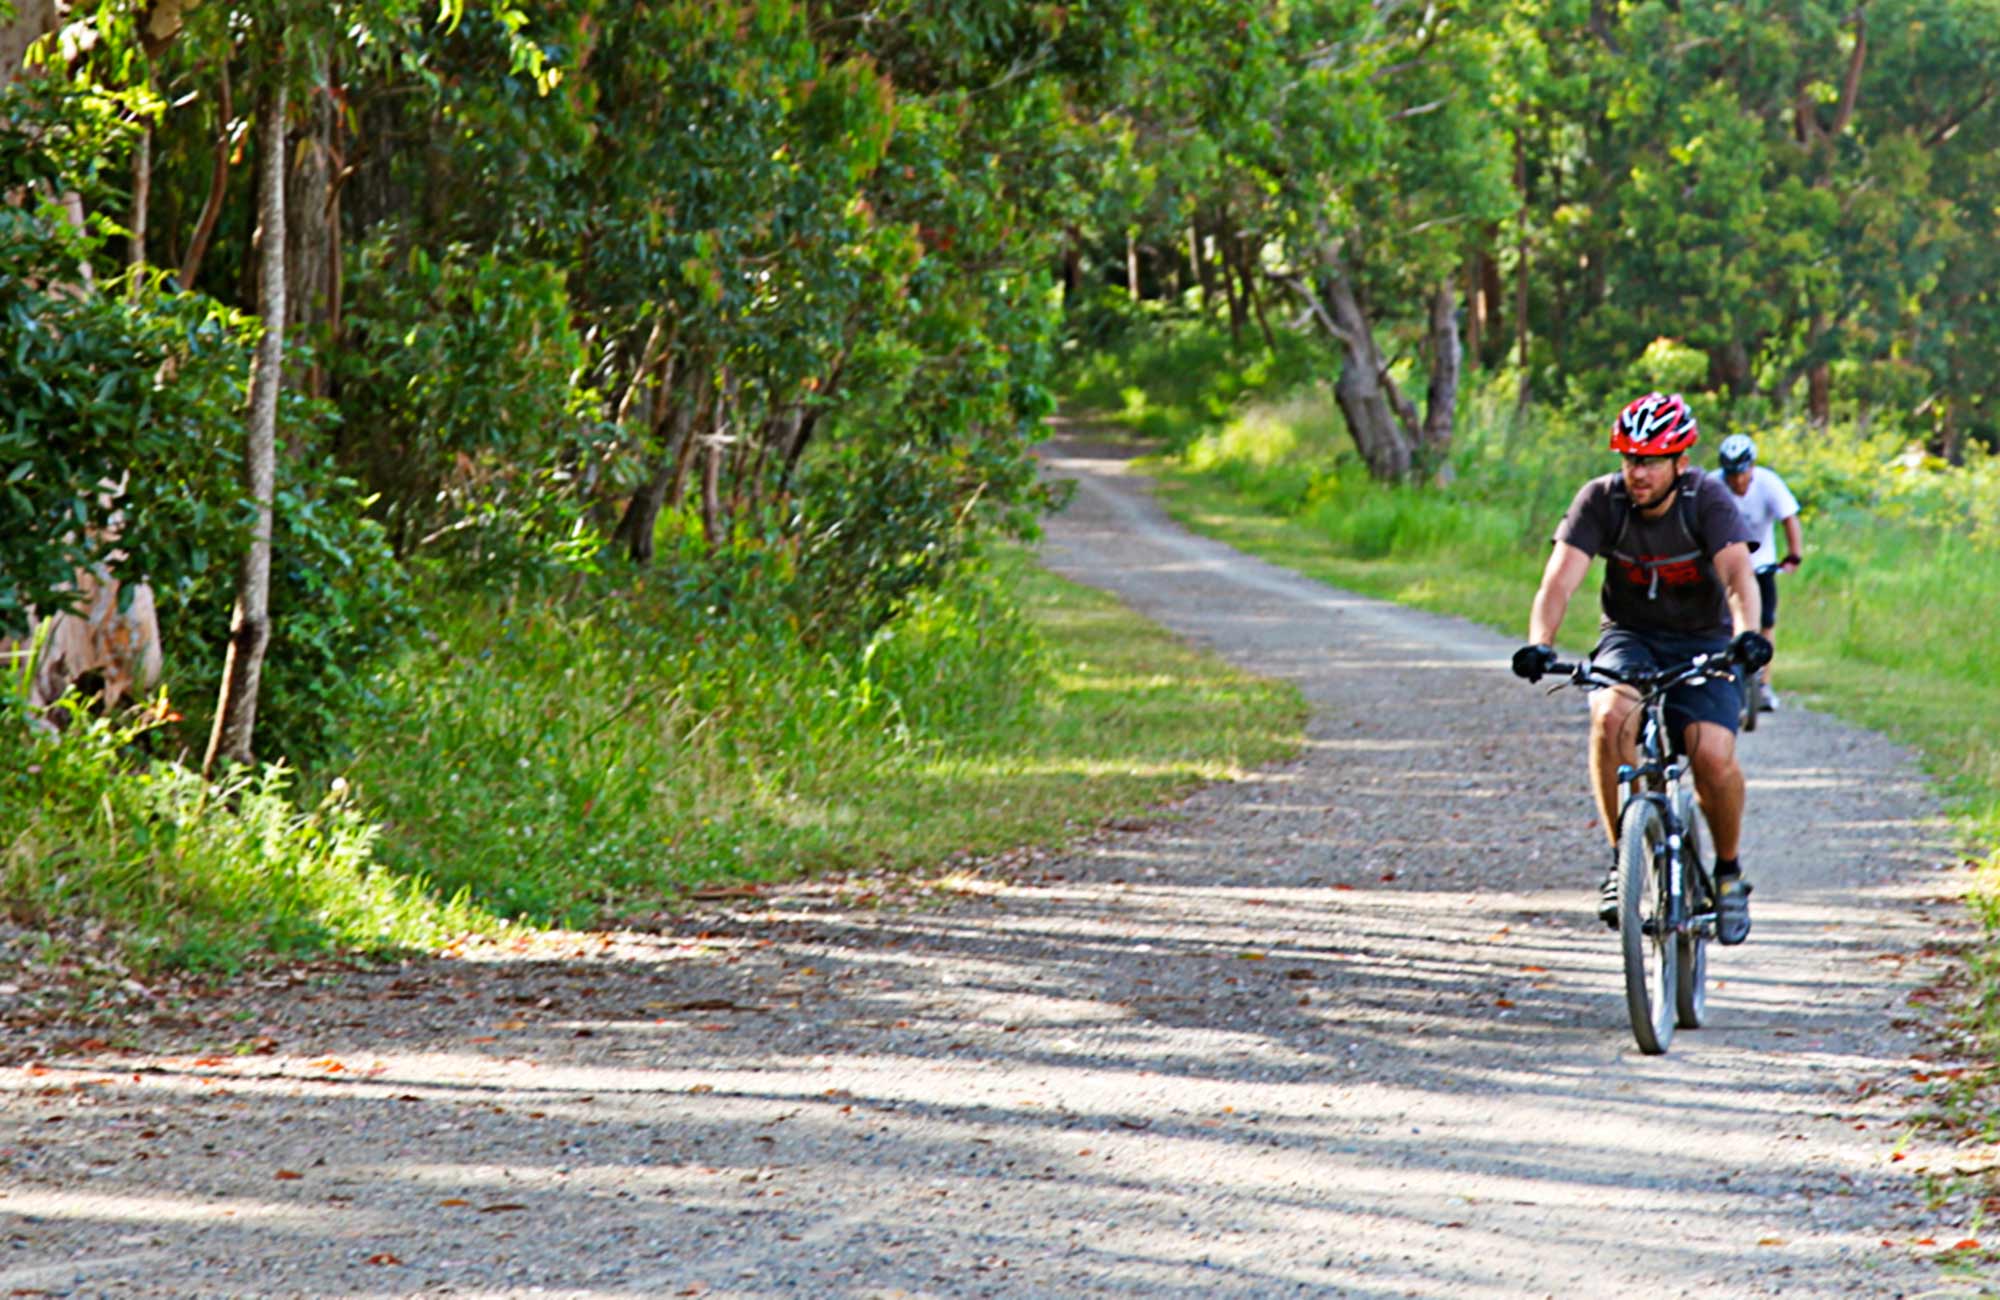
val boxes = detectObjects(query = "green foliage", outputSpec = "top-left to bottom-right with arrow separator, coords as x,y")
0,83 -> 254,635
0,684 -> 492,972
330,230 -> 597,576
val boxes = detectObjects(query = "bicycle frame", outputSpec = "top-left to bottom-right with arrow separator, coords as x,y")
1556,653 -> 1732,944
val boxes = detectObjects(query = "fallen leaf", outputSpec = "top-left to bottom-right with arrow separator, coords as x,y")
478,1203 -> 528,1214
438,1198 -> 469,1207
274,1170 -> 302,1180
1520,965 -> 1547,974
365,1253 -> 402,1266
1914,1237 -> 1937,1246
1757,1237 -> 1785,1246
1953,1239 -> 1981,1250
1495,998 -> 1516,1009
1238,952 -> 1266,961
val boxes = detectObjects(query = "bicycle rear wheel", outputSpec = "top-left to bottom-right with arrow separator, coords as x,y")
1618,798 -> 1677,1054
1674,792 -> 1710,1029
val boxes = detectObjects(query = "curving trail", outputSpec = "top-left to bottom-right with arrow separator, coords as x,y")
0,429 -> 1973,1298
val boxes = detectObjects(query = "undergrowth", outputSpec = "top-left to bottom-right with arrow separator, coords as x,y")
345,547 -> 1305,925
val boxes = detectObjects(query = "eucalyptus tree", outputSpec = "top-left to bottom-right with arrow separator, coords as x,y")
1139,0 -> 1515,481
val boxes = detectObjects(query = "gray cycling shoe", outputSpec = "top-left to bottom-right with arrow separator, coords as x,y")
1715,872 -> 1753,944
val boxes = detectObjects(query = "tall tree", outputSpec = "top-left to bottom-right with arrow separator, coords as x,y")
204,58 -> 284,773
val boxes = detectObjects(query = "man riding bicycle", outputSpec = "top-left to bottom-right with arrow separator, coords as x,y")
1511,393 -> 1772,945
1714,433 -> 1803,710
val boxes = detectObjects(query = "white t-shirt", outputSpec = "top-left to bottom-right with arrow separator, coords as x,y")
1711,465 -> 1800,563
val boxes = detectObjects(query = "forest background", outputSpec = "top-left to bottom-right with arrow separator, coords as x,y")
4,0 -> 1999,1056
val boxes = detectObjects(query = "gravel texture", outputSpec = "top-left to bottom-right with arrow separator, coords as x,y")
0,431 -> 1981,1298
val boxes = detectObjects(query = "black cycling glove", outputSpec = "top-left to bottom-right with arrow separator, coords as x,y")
1511,643 -> 1559,682
1729,630 -> 1774,672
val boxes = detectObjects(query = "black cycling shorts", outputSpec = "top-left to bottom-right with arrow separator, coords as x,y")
1756,567 -> 1779,631
1592,625 -> 1741,746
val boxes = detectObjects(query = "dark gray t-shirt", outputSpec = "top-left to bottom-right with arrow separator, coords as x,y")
1554,470 -> 1754,637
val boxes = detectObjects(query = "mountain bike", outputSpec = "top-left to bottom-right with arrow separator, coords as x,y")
1737,563 -> 1781,732
1544,652 -> 1734,1054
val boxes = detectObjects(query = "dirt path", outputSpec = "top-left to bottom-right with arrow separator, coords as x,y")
0,433 -> 1978,1298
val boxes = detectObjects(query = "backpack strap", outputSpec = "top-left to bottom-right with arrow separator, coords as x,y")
1608,472 -> 1704,601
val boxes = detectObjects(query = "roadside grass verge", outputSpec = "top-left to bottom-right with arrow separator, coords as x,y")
0,544 -> 1304,974
345,546 -> 1307,927
0,694 -> 494,974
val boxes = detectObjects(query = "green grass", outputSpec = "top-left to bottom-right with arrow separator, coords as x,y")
0,545 -> 1305,971
339,544 -> 1306,927
0,695 -> 495,973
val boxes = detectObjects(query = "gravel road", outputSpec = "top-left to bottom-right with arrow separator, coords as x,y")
0,431 -> 1980,1298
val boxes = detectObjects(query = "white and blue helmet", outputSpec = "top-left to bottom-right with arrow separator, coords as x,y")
1717,434 -> 1757,475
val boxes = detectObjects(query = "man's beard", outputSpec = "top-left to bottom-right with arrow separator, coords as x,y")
1633,475 -> 1678,511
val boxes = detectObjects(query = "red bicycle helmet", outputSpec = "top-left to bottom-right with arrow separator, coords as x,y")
1609,392 -> 1699,456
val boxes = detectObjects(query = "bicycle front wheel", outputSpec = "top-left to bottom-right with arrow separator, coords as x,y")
1674,792 -> 1711,1029
1739,670 -> 1761,733
1618,798 -> 1677,1054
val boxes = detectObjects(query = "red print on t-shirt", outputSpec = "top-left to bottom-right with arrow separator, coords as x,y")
1618,555 -> 1701,588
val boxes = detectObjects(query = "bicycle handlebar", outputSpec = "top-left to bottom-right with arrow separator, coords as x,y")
1547,651 -> 1738,695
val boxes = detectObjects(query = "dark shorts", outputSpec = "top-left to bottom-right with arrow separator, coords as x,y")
1592,625 -> 1742,745
1757,567 -> 1779,630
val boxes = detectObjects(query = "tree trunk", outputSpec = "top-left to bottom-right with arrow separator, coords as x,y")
1239,247 -> 1278,353
699,373 -> 734,547
1188,220 -> 1216,321
205,74 -> 287,777
179,59 -> 234,289
1309,256 -> 1415,482
1462,251 -> 1480,369
1125,230 -> 1140,301
1706,342 -> 1753,397
0,0 -> 59,85
612,358 -> 704,566
1218,221 -> 1247,347
1419,278 -> 1462,484
1513,130 -> 1531,410
1804,312 -> 1831,427
1935,397 -> 1965,466
285,43 -> 335,398
128,109 -> 152,279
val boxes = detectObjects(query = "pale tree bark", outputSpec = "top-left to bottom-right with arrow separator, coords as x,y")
699,374 -> 735,548
1419,278 -> 1462,484
1285,250 -> 1412,481
0,0 -> 59,85
1513,130 -> 1531,411
1280,252 -> 1464,484
128,68 -> 153,279
205,74 -> 286,776
284,42 -> 334,397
